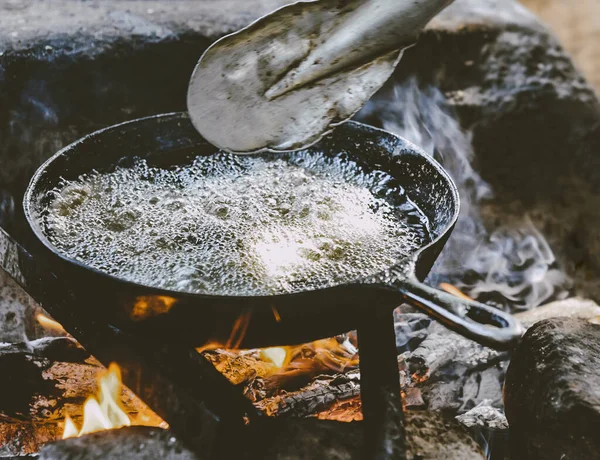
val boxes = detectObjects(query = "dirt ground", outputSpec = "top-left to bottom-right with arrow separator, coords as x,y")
520,0 -> 600,92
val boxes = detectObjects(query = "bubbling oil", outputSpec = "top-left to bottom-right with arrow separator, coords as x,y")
43,151 -> 431,296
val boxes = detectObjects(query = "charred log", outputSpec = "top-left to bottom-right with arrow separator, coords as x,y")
504,317 -> 600,460
257,372 -> 361,418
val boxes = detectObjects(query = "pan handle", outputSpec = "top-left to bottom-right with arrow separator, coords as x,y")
390,276 -> 524,350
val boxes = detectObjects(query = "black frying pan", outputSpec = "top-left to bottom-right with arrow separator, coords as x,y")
23,113 -> 523,350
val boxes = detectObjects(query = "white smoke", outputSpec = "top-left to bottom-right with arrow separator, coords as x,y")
357,79 -> 570,311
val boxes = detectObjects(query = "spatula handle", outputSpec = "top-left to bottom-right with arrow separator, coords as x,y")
392,277 -> 524,350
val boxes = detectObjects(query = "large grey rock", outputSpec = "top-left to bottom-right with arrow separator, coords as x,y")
504,317 -> 600,460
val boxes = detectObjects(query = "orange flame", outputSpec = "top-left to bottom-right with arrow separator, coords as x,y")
129,296 -> 177,322
196,311 -> 252,353
62,363 -> 131,439
200,333 -> 360,394
439,282 -> 475,301
271,306 -> 281,323
272,336 -> 358,374
37,318 -> 166,437
37,314 -> 66,334
260,347 -> 290,368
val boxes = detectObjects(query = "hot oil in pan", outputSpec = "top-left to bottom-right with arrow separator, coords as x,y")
43,151 -> 431,296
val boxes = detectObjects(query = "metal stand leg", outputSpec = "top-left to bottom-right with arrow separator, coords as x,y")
358,310 -> 407,460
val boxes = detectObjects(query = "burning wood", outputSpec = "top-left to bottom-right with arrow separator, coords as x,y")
62,363 -> 132,439
257,372 -> 362,418
0,316 -> 166,456
201,335 -> 359,398
37,314 -> 168,441
195,283 -> 488,422
4,286 -> 596,458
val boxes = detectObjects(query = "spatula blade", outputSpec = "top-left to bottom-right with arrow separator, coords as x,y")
187,0 -> 402,153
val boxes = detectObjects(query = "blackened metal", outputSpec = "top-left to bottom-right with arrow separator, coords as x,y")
391,277 -> 524,350
358,310 -> 407,460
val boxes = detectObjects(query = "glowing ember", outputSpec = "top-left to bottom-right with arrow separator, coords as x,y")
62,363 -> 131,439
317,396 -> 363,422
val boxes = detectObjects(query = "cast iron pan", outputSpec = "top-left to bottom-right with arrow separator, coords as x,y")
23,113 -> 523,350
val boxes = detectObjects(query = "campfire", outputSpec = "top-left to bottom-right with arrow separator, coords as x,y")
2,0 -> 600,460
51,314 -> 363,440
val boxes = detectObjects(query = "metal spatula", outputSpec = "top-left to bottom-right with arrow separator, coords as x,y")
187,0 -> 453,153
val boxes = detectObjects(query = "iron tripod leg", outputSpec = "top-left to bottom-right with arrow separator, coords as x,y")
358,309 -> 407,460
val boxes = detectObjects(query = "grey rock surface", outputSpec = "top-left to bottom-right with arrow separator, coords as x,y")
0,0 -> 288,54
39,426 -> 198,460
456,400 -> 508,431
515,296 -> 600,327
455,400 -> 510,460
504,317 -> 600,460
402,297 -> 600,414
0,269 -> 46,343
404,411 -> 485,459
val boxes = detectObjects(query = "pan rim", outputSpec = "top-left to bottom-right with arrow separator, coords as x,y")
23,112 -> 460,302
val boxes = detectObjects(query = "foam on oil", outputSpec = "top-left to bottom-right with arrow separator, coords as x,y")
43,151 -> 430,296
